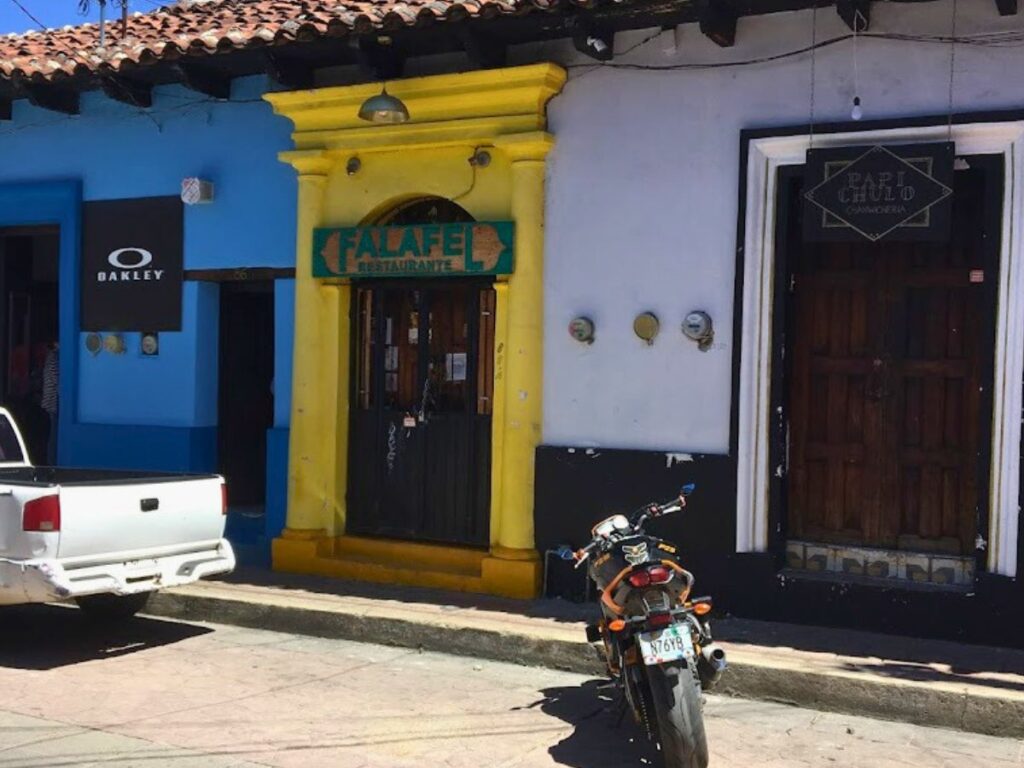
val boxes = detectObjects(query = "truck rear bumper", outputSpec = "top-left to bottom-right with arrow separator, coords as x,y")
0,539 -> 236,605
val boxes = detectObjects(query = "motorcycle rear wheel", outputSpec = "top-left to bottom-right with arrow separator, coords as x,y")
644,660 -> 709,768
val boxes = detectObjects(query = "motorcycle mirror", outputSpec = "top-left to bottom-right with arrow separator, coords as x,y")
681,483 -> 696,497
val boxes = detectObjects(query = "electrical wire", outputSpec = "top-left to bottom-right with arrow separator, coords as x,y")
565,29 -> 1024,74
8,0 -> 44,30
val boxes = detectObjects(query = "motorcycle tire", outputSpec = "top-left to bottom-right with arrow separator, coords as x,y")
644,660 -> 709,768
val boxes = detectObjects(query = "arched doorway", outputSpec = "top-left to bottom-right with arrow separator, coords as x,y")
347,197 -> 496,546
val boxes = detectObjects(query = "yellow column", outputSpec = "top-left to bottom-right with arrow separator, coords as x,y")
482,134 -> 554,598
274,157 -> 337,568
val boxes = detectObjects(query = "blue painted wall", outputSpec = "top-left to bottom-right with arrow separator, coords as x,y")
0,76 -> 297,555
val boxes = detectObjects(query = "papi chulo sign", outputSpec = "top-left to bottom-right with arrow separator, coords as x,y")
313,222 -> 514,278
804,142 -> 954,242
81,197 -> 183,331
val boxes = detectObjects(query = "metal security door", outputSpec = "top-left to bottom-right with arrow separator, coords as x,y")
348,281 -> 494,546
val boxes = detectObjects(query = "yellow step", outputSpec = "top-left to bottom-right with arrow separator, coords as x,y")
332,535 -> 487,578
301,553 -> 487,594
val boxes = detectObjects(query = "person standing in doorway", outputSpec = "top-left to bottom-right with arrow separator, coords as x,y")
41,342 -> 58,465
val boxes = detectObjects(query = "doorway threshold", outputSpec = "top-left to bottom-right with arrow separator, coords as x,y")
785,540 -> 975,589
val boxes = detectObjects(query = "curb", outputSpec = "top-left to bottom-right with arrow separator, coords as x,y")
145,590 -> 1024,740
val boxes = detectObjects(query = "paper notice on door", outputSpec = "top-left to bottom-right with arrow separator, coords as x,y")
446,352 -> 467,382
385,346 -> 398,372
385,317 -> 393,345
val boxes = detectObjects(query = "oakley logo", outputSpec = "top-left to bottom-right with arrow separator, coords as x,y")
97,247 -> 164,283
107,247 -> 153,270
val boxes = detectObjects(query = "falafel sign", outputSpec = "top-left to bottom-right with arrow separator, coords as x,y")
81,197 -> 183,331
804,142 -> 954,242
312,222 -> 514,278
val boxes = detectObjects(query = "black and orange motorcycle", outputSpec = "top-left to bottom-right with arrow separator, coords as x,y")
572,484 -> 725,768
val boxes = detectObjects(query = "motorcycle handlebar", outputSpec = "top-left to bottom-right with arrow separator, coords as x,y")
576,484 -> 697,567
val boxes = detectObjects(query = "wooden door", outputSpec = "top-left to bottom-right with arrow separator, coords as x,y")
786,166 -> 996,555
347,281 -> 494,546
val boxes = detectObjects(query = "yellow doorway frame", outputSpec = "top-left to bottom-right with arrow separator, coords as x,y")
265,64 -> 566,598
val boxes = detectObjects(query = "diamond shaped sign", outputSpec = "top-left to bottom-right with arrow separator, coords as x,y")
804,143 -> 954,243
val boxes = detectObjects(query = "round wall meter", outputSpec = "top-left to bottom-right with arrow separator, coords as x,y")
103,334 -> 126,355
84,333 -> 102,356
633,312 -> 660,345
568,317 -> 595,344
682,311 -> 714,351
141,332 -> 159,356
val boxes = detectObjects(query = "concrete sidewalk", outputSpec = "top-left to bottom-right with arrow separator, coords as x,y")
144,568 -> 1024,740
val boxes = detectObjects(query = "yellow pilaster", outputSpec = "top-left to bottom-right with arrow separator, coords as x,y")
480,134 -> 554,598
274,157 -> 338,570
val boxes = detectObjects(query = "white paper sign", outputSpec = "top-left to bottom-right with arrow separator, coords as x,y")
446,352 -> 467,382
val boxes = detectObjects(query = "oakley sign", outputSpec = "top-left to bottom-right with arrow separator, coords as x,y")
98,247 -> 165,282
81,197 -> 183,331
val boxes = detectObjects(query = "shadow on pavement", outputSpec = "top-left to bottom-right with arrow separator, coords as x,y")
0,604 -> 212,671
518,679 -> 659,768
218,566 -> 596,625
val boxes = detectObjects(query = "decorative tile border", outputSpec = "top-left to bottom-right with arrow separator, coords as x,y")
785,541 -> 976,587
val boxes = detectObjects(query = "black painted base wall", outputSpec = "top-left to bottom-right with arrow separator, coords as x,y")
535,445 -> 1024,649
534,446 -> 737,605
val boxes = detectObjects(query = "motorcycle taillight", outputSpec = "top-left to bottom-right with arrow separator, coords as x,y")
647,612 -> 673,629
628,570 -> 652,588
647,565 -> 672,584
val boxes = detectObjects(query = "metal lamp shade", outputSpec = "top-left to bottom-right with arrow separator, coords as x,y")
358,89 -> 410,124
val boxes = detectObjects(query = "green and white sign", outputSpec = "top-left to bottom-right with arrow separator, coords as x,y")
313,221 -> 514,278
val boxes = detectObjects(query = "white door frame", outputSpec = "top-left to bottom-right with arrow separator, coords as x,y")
736,120 -> 1024,578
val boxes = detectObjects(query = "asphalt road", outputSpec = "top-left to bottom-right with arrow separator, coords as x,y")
0,605 -> 1020,768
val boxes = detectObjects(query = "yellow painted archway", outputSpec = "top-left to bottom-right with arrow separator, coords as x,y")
265,64 -> 566,599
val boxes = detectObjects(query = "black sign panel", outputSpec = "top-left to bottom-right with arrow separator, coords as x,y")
81,197 -> 183,331
804,142 -> 954,243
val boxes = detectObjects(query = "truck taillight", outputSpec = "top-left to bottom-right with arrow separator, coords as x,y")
23,495 -> 61,532
221,483 -> 228,515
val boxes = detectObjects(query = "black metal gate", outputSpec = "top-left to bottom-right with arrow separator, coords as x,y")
347,280 -> 494,546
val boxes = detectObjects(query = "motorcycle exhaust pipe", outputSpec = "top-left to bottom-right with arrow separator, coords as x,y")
697,642 -> 727,691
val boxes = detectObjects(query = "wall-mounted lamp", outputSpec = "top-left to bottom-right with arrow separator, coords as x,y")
568,316 -> 595,344
633,312 -> 660,346
572,25 -> 615,62
682,310 -> 714,351
181,177 -> 214,205
358,84 -> 410,124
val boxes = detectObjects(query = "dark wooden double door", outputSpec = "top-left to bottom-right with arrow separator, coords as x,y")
347,281 -> 495,546
784,163 -> 999,556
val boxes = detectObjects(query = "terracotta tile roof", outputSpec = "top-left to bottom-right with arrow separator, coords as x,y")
0,0 -> 563,84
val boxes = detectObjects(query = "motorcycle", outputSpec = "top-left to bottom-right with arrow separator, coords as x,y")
571,484 -> 725,768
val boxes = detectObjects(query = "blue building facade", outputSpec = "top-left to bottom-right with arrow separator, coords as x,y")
0,76 -> 296,563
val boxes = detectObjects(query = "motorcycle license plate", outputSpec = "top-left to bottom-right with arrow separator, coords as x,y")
638,624 -> 694,666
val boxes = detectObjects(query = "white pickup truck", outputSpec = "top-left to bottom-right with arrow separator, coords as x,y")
0,409 -> 235,619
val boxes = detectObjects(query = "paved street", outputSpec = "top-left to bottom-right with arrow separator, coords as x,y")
0,606 -> 1020,768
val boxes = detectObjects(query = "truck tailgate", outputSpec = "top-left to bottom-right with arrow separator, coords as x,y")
55,477 -> 225,562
